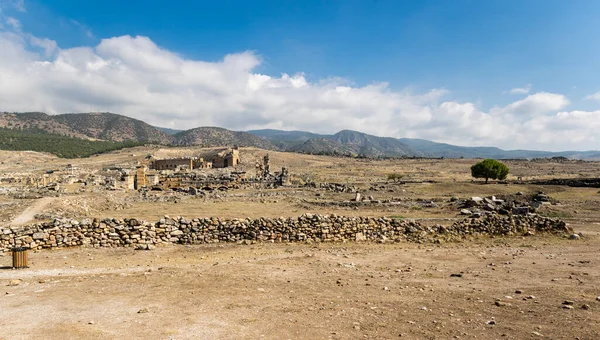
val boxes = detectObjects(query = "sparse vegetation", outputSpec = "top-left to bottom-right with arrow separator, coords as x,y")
387,173 -> 404,182
0,128 -> 144,158
471,159 -> 509,183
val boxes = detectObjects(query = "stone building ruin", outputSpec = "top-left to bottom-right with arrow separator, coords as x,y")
151,157 -> 212,171
211,147 -> 240,168
150,147 -> 239,171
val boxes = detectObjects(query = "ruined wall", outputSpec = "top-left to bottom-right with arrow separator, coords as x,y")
212,148 -> 240,168
0,214 -> 571,252
152,159 -> 193,170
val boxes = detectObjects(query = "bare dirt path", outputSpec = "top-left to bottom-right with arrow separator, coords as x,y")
10,197 -> 55,226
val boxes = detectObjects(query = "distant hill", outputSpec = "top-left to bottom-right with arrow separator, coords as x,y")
156,127 -> 183,135
53,112 -> 173,144
246,129 -> 600,160
0,127 -> 142,158
248,129 -> 329,150
290,138 -> 356,156
2,112 -> 599,159
251,129 -> 416,157
0,112 -> 92,139
173,127 -> 277,149
329,130 -> 413,157
0,112 -> 172,144
248,129 -> 328,149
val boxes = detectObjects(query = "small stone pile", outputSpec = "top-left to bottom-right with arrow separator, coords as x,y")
306,182 -> 357,193
0,214 -> 572,252
459,192 -> 555,217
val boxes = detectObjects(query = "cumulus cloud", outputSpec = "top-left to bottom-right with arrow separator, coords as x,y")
509,84 -> 532,94
493,92 -> 570,117
0,22 -> 599,151
584,91 -> 600,101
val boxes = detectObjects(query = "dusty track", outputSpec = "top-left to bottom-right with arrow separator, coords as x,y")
10,197 -> 55,226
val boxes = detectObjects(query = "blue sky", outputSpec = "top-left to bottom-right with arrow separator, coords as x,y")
1,0 -> 600,150
23,0 -> 600,106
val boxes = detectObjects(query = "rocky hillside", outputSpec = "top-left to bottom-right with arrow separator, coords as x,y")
3,112 -> 598,159
330,130 -> 414,157
290,138 -> 356,156
249,129 -> 600,160
172,127 -> 277,149
0,112 -> 91,139
0,112 -> 173,144
252,129 -> 416,157
247,129 -> 328,149
52,112 -> 173,144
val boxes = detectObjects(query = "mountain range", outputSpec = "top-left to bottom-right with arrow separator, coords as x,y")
2,111 -> 599,160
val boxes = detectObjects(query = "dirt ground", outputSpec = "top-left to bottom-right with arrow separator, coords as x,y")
2,146 -> 600,224
0,223 -> 598,339
1,148 -> 600,339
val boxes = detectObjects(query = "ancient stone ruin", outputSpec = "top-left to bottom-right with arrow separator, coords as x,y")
0,214 -> 573,252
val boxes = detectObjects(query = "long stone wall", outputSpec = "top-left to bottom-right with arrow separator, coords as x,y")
0,214 -> 572,251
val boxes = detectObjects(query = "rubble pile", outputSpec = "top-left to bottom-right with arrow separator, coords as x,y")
457,192 -> 556,217
0,213 -> 572,251
305,182 -> 357,193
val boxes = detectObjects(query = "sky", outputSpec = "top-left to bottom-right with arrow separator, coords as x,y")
1,0 -> 600,151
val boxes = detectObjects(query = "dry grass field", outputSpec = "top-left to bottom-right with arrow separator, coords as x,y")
1,147 -> 600,339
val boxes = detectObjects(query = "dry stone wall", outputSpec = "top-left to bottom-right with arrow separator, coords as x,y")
0,214 -> 572,251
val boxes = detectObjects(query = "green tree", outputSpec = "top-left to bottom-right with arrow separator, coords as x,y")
470,159 -> 509,184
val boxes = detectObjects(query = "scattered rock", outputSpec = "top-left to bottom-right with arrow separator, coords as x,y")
581,304 -> 591,310
562,305 -> 574,310
495,300 -> 511,307
486,320 -> 496,325
515,289 -> 522,294
7,279 -> 22,286
450,273 -> 463,278
138,308 -> 149,314
562,300 -> 574,305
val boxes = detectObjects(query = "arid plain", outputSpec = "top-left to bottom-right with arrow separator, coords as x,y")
1,147 -> 599,339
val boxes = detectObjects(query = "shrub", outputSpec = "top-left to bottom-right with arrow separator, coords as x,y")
470,159 -> 509,184
387,173 -> 404,182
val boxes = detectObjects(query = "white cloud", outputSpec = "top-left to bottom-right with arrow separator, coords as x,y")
509,84 -> 532,94
493,92 -> 570,117
0,25 -> 599,151
69,19 -> 94,38
584,91 -> 600,101
0,0 -> 25,12
5,16 -> 19,29
29,36 -> 57,57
